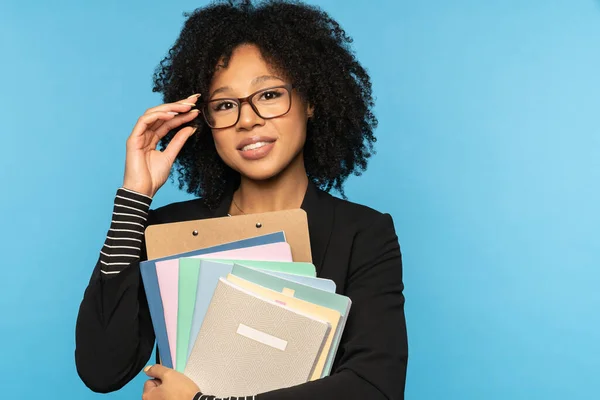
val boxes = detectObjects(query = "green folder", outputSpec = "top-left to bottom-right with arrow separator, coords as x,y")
176,259 -> 201,372
229,263 -> 352,377
176,258 -> 317,371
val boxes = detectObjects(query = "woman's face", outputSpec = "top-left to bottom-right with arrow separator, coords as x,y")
206,44 -> 312,182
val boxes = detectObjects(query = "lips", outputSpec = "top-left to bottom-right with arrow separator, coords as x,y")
236,136 -> 277,151
236,136 -> 277,161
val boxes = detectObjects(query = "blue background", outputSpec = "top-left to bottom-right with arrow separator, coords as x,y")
1,0 -> 598,399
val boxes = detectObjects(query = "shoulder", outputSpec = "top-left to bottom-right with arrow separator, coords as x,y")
320,189 -> 397,234
317,189 -> 402,284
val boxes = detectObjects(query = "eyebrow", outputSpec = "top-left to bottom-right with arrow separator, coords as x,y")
210,75 -> 284,98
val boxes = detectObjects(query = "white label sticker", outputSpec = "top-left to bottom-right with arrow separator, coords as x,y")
236,324 -> 288,351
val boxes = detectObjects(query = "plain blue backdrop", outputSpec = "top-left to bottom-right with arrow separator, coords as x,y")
1,0 -> 598,399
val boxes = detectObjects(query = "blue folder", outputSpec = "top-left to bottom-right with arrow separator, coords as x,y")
139,231 -> 286,368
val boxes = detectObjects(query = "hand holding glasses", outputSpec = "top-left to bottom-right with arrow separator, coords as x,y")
119,84 -> 293,198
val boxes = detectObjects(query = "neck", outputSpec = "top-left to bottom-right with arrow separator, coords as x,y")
230,155 -> 309,215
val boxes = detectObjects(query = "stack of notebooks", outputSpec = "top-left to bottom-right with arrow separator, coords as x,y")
139,209 -> 352,397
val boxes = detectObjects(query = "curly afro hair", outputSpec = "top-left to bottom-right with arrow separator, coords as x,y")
153,0 -> 378,209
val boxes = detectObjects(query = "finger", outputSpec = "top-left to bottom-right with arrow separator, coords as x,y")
128,111 -> 180,142
162,126 -> 198,163
153,109 -> 201,140
144,102 -> 196,120
147,109 -> 200,150
143,94 -> 201,116
144,94 -> 201,130
143,378 -> 161,393
147,99 -> 201,132
143,364 -> 172,381
147,118 -> 166,133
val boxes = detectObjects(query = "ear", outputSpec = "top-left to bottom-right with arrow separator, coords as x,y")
306,103 -> 315,118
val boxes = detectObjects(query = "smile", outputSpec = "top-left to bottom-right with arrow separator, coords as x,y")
241,141 -> 272,151
237,137 -> 277,161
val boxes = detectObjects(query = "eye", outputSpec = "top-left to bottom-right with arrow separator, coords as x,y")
258,89 -> 284,101
211,100 -> 238,112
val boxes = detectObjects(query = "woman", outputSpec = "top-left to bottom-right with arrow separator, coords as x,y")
75,1 -> 408,399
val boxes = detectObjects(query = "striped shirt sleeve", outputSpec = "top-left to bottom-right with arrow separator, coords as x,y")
99,187 -> 152,276
193,394 -> 255,400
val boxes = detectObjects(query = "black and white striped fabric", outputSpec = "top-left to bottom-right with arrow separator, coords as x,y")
194,395 -> 256,400
99,188 -> 151,276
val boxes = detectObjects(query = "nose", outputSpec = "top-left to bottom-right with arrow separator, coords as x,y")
236,100 -> 265,131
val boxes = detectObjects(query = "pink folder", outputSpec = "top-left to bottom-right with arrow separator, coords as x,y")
154,242 -> 293,367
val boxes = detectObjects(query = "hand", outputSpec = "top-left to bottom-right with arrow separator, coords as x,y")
142,364 -> 200,400
123,94 -> 202,198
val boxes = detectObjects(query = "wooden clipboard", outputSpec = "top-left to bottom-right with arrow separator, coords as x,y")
144,208 -> 312,262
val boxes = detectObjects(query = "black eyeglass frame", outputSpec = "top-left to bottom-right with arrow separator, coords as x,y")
200,83 -> 295,129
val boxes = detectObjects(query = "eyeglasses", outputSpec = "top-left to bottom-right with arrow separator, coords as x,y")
200,83 -> 294,129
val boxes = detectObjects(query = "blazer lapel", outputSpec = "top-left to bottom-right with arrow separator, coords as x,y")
301,182 -> 334,275
212,189 -> 234,218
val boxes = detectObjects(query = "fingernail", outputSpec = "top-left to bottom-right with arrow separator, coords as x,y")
181,102 -> 196,106
144,365 -> 152,373
187,93 -> 201,99
189,109 -> 200,113
190,127 -> 198,136
168,111 -> 179,115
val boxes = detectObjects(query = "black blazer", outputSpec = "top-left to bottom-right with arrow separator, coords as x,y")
75,181 -> 408,399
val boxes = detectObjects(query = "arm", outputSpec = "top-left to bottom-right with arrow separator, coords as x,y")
193,395 -> 255,400
75,188 -> 157,393
195,212 -> 408,400
75,93 -> 199,393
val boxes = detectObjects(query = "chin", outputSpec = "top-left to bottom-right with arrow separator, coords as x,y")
221,146 -> 305,182
237,163 -> 283,181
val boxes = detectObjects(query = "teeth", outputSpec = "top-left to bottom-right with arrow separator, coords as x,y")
242,141 -> 270,151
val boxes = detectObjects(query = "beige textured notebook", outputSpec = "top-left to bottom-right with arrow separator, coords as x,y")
184,278 -> 331,397
226,274 -> 341,381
